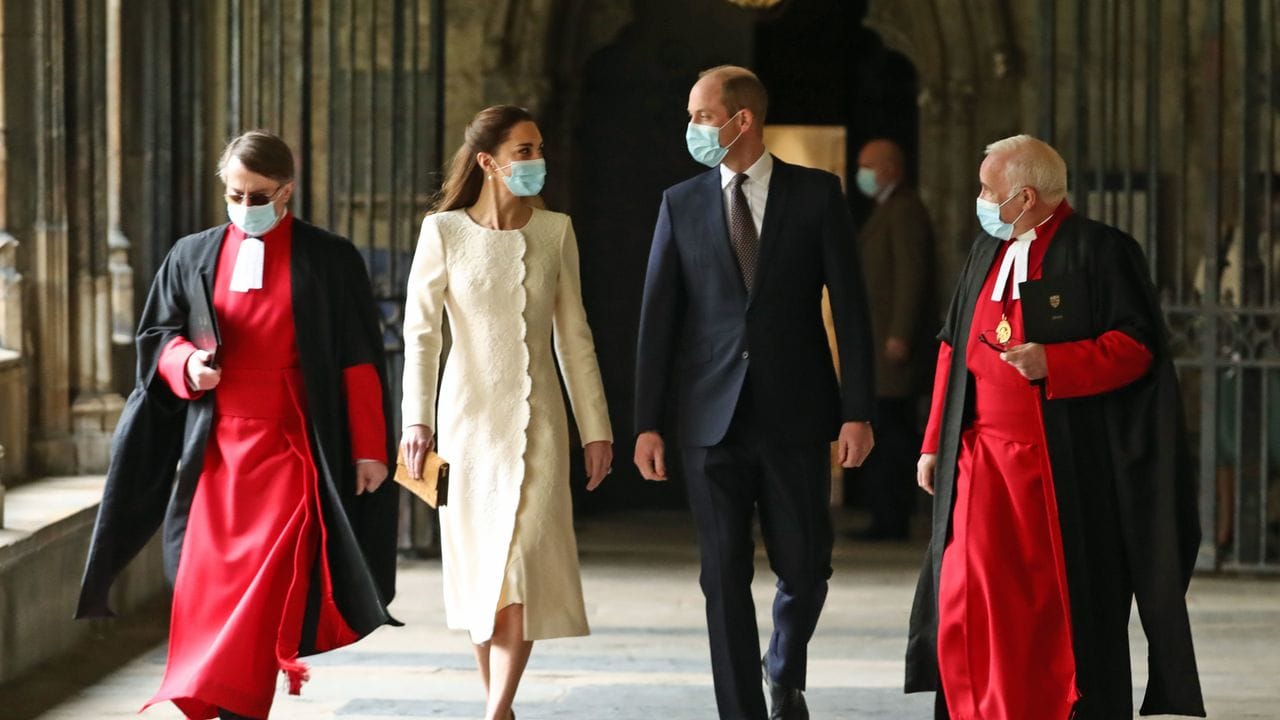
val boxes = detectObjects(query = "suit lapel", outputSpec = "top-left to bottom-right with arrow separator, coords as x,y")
698,168 -> 747,299
749,156 -> 790,306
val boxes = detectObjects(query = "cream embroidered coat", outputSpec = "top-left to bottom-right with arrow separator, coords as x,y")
402,208 -> 612,643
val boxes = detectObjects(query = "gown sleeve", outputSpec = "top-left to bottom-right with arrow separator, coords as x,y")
157,337 -> 205,400
920,341 -> 953,454
552,218 -> 613,445
344,363 -> 387,463
330,235 -> 391,464
1043,329 -> 1153,400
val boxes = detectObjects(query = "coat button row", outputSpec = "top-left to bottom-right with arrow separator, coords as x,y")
741,351 -> 750,360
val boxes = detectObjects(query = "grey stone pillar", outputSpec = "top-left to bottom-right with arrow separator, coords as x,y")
107,0 -> 133,347
0,444 -> 6,528
68,0 -> 126,472
27,0 -> 76,475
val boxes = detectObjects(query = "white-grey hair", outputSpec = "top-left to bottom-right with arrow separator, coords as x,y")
984,134 -> 1068,203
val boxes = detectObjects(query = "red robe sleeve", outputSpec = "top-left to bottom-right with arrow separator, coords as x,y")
921,341 -> 953,454
343,363 -> 388,464
1043,330 -> 1153,400
157,337 -> 205,400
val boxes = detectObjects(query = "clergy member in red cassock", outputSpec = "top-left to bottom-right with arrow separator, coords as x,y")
904,135 -> 1205,719
76,130 -> 400,720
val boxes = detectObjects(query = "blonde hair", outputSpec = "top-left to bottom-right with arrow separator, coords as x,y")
984,134 -> 1068,203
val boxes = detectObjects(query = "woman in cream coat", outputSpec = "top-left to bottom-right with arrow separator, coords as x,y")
400,105 -> 613,720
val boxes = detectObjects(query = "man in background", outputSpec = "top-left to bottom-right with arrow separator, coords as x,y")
851,138 -> 935,541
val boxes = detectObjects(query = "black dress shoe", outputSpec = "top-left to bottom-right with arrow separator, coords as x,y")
763,661 -> 809,720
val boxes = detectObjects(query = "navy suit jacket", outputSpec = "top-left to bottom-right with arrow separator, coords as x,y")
635,156 -> 875,447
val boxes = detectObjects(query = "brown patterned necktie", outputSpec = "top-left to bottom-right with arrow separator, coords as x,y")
729,173 -> 759,291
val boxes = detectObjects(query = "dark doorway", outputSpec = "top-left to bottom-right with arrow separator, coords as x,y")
565,0 -> 920,513
754,1 -> 919,228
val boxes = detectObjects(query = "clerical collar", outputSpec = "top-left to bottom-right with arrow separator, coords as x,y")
990,211 -> 1055,302
228,212 -> 292,293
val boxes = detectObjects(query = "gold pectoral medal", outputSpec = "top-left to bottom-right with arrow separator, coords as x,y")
996,316 -> 1013,345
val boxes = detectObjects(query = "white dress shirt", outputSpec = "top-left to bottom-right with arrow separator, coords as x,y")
719,150 -> 773,237
875,180 -> 899,205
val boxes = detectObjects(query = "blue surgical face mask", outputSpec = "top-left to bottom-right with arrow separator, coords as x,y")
685,110 -> 744,167
227,199 -> 283,237
855,167 -> 879,198
975,188 -> 1027,240
496,158 -> 546,197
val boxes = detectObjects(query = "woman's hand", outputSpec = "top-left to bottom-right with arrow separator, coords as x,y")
400,424 -> 435,480
355,461 -> 389,495
584,440 -> 613,491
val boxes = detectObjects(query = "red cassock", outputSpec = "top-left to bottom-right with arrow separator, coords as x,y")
144,214 -> 386,719
921,204 -> 1154,720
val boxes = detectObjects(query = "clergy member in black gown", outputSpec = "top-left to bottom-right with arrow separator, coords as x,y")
76,130 -> 399,720
905,134 -> 1204,719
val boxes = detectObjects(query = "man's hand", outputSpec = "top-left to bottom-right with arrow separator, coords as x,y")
1000,342 -> 1048,381
355,461 -> 389,495
634,431 -> 668,481
886,337 -> 911,364
185,349 -> 222,391
584,440 -> 613,491
838,421 -> 875,468
917,453 -> 937,495
399,424 -> 435,480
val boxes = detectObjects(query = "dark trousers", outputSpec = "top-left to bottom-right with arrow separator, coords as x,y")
855,396 -> 918,537
682,417 -> 833,720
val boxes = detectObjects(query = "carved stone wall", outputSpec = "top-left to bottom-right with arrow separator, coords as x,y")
1,0 -> 130,481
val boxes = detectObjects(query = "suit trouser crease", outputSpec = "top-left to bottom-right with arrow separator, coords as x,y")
683,439 -> 833,720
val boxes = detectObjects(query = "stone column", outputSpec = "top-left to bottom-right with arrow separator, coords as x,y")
0,236 -> 25,484
68,0 -> 126,472
0,236 -> 19,352
0,444 -> 6,527
0,3 -> 27,484
107,0 -> 133,349
29,0 -> 77,476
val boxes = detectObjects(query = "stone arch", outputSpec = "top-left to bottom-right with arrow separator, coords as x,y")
864,0 -> 1021,283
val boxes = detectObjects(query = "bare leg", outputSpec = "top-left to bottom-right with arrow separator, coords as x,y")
484,603 -> 534,720
472,639 -> 492,699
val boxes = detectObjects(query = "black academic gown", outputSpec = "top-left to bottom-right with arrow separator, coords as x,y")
76,219 -> 400,650
905,214 -> 1205,718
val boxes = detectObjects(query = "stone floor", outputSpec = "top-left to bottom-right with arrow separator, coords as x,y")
18,510 -> 1280,719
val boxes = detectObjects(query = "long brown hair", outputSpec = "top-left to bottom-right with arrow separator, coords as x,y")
431,105 -> 535,214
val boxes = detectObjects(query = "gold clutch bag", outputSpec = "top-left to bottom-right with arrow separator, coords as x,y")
394,449 -> 450,508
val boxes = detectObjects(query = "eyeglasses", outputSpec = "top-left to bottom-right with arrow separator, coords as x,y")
224,185 -> 283,207
977,329 -> 1023,353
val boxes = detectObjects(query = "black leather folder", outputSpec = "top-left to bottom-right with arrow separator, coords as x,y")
1019,273 -> 1091,344
188,271 -> 222,367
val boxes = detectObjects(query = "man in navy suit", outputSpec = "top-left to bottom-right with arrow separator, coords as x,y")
633,65 -> 876,720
